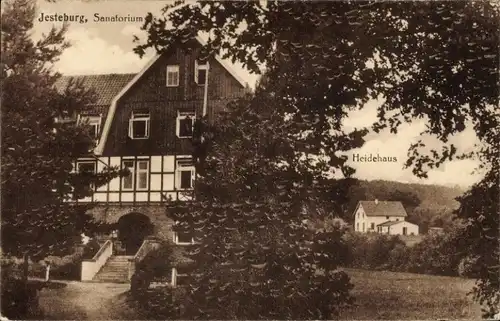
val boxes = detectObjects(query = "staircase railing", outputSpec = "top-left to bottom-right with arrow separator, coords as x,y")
81,240 -> 113,281
128,238 -> 161,280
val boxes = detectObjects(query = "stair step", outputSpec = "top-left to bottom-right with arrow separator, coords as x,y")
91,255 -> 134,283
95,272 -> 127,276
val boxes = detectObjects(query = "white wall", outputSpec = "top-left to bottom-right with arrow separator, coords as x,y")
388,221 -> 419,236
73,155 -> 191,203
81,240 -> 113,281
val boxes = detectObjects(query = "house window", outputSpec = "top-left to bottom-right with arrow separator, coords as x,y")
166,65 -> 179,87
386,216 -> 389,219
356,223 -> 359,231
122,159 -> 149,190
362,222 -> 365,232
176,159 -> 195,190
128,111 -> 150,139
403,227 -> 408,236
77,161 -> 97,190
176,111 -> 195,138
370,223 -> 375,230
78,115 -> 101,140
173,231 -> 194,245
122,160 -> 134,190
396,218 -> 399,221
194,60 -> 208,85
171,267 -> 189,287
77,161 -> 96,174
137,160 -> 149,190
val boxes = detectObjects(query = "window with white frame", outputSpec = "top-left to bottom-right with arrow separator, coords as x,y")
77,160 -> 97,190
173,231 -> 194,245
176,111 -> 195,138
194,60 -> 208,85
78,115 -> 101,140
166,65 -> 179,87
122,159 -> 149,190
128,111 -> 150,139
176,159 -> 195,190
171,267 -> 189,287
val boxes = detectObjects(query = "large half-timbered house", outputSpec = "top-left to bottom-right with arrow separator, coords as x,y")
55,37 -> 247,282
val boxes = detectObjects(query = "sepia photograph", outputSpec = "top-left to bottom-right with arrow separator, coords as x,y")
1,0 -> 499,320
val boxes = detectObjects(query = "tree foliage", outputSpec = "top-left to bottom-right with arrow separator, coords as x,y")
1,0 -> 121,273
136,0 -> 498,176
136,0 -> 499,315
166,92 -> 354,319
455,166 -> 499,318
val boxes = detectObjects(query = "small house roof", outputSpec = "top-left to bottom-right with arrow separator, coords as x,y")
377,220 -> 404,227
377,220 -> 419,227
356,200 -> 408,217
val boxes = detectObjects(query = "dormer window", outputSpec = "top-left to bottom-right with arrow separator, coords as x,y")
194,60 -> 209,85
78,115 -> 101,140
166,65 -> 179,87
128,111 -> 150,139
176,111 -> 195,138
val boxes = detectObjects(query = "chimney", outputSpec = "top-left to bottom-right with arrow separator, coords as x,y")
375,199 -> 379,205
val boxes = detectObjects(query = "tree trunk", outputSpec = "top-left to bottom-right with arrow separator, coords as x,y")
45,264 -> 51,282
23,253 -> 29,284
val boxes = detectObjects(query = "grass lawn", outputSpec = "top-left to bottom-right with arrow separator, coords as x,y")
339,268 -> 482,320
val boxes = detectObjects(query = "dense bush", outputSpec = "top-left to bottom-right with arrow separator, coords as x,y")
1,260 -> 44,319
135,243 -> 174,281
28,239 -> 102,280
344,229 -> 466,277
128,286 -> 178,319
130,242 -> 178,318
458,255 -> 481,279
405,232 -> 462,276
344,232 -> 406,270
49,239 -> 101,280
82,239 -> 101,259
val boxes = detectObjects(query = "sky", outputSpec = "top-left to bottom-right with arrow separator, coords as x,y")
32,0 -> 485,188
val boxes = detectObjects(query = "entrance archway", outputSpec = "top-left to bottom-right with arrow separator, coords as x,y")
116,213 -> 154,255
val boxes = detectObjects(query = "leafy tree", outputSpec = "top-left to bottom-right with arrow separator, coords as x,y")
167,90 -> 354,319
455,166 -> 499,318
136,0 -> 499,315
1,0 -> 121,282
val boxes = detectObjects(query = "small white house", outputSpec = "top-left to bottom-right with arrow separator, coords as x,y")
352,199 -> 419,236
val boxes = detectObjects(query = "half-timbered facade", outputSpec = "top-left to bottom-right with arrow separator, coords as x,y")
56,38 -> 247,272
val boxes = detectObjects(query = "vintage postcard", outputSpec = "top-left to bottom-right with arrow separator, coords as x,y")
1,0 -> 498,320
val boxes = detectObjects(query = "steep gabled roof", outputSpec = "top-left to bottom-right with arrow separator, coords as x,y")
54,74 -> 136,107
355,201 -> 408,217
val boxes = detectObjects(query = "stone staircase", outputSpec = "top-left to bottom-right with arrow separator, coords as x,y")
93,255 -> 132,283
